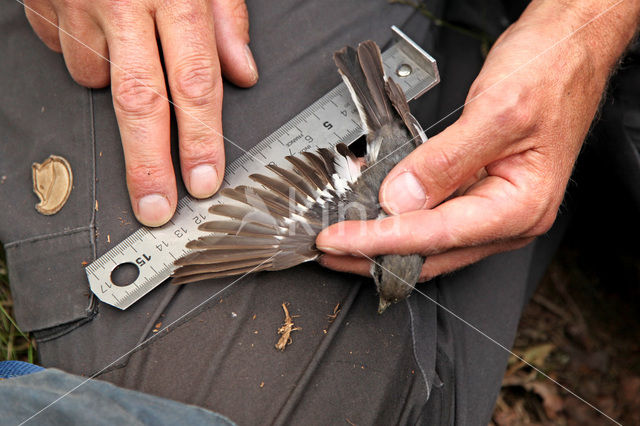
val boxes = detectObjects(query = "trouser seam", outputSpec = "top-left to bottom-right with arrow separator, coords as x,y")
407,298 -> 431,400
3,226 -> 93,248
87,87 -> 98,315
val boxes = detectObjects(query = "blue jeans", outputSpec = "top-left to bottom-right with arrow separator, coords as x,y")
0,367 -> 233,425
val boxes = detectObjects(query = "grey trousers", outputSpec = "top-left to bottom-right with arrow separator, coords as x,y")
0,0 -> 589,424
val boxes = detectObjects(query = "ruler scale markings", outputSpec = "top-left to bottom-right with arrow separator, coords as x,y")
86,27 -> 440,310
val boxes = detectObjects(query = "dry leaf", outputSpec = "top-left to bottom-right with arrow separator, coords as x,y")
527,381 -> 564,420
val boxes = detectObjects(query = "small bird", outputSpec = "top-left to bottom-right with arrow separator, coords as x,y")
172,40 -> 427,313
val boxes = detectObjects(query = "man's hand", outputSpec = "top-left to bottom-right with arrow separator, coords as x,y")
317,0 -> 640,280
24,0 -> 258,226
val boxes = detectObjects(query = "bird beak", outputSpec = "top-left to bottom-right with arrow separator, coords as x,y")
378,297 -> 391,314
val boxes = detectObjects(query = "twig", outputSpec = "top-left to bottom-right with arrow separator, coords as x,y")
275,303 -> 301,351
532,293 -> 573,323
327,303 -> 341,323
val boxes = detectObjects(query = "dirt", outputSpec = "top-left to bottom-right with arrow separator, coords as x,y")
491,222 -> 640,425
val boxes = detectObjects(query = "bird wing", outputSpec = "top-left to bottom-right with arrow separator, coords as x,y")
171,145 -> 362,285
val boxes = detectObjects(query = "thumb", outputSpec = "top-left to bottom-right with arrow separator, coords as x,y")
211,0 -> 258,87
379,121 -> 498,214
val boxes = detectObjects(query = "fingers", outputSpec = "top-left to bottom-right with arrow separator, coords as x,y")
317,165 -> 554,257
57,11 -> 109,88
25,0 -> 253,227
24,0 -> 61,52
318,254 -> 370,276
417,237 -> 533,281
105,9 -> 176,227
156,1 -> 224,199
211,0 -> 258,87
380,82 -> 538,215
379,122 -> 498,214
319,237 -> 534,282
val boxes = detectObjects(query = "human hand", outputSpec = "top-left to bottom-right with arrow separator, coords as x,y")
317,0 -> 639,280
24,0 -> 258,226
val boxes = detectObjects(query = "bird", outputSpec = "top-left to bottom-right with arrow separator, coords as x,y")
172,40 -> 427,313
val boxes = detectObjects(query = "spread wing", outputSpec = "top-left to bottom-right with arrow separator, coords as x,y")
171,145 -> 362,285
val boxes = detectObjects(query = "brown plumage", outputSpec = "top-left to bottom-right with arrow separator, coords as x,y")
172,40 -> 428,313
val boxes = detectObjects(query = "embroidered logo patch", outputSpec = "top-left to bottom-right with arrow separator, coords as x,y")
32,155 -> 73,215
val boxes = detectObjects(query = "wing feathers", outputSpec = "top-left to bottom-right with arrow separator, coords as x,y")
172,145 -> 359,284
172,39 -> 421,286
266,164 -> 317,199
172,264 -> 275,285
285,155 -> 325,191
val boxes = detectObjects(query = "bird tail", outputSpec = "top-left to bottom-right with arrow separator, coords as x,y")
334,41 -> 395,135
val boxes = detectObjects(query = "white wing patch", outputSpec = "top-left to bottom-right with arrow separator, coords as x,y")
366,137 -> 383,163
331,147 -> 362,195
339,72 -> 370,134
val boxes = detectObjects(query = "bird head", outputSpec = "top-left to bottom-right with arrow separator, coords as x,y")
372,254 -> 420,314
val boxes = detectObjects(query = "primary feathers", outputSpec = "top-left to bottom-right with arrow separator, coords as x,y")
173,40 -> 427,313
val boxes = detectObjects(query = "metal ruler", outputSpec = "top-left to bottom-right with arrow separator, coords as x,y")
86,26 -> 440,310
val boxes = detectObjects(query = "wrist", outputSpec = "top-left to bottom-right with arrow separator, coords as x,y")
525,0 -> 640,81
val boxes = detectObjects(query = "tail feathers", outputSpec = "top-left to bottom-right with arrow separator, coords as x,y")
357,42 -> 394,128
385,78 -> 427,145
334,41 -> 394,134
171,145 -> 363,285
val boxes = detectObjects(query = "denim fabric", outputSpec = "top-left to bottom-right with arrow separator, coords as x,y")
0,368 -> 234,425
0,361 -> 44,379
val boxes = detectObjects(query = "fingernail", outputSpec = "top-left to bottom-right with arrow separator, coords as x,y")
189,164 -> 218,198
316,245 -> 347,256
244,45 -> 258,83
382,172 -> 427,214
138,194 -> 172,227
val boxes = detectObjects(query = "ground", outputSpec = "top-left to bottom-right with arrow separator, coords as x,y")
491,238 -> 640,425
1,245 -> 37,364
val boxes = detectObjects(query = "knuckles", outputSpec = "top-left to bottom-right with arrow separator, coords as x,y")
467,79 -> 539,143
417,144 -> 468,194
159,0 -> 207,26
72,69 -> 110,89
523,204 -> 558,237
230,1 -> 249,22
171,57 -> 222,104
517,179 -> 561,238
69,58 -> 110,88
486,83 -> 538,139
112,70 -> 165,117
